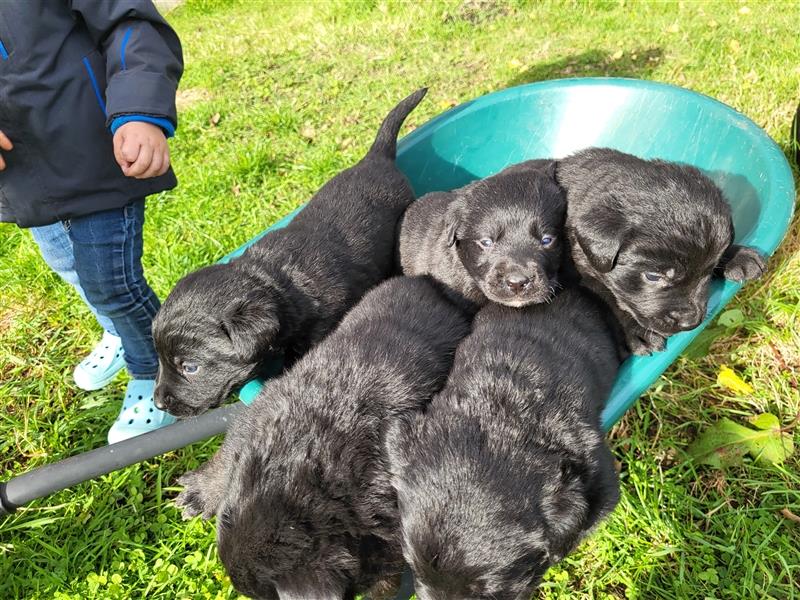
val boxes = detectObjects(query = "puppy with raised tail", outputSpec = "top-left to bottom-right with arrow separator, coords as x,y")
388,286 -> 624,600
556,147 -> 766,354
398,160 -> 566,308
175,276 -> 471,600
152,89 -> 428,417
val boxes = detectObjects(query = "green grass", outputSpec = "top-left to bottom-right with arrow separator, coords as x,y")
1,0 -> 799,598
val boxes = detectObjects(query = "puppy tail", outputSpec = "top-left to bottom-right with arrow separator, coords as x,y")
368,87 -> 428,160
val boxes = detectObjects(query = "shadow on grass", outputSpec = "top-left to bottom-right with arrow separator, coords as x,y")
508,47 -> 664,87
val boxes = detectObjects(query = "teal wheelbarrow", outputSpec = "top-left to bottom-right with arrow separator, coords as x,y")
1,79 -> 794,543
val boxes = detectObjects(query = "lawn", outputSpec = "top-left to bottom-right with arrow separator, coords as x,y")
1,0 -> 799,598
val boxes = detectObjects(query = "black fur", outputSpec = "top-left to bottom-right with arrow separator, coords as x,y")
556,147 -> 767,355
388,287 -> 623,600
152,89 -> 428,416
175,277 -> 472,599
398,160 -> 566,308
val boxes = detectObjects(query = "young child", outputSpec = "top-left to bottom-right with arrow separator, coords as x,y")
0,2 -> 183,443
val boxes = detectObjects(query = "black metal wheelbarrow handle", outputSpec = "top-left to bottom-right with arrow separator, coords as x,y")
0,402 -> 245,516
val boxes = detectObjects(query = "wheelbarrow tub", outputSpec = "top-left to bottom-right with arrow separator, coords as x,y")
232,78 -> 795,429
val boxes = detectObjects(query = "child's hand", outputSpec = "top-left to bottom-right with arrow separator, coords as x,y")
0,130 -> 13,171
113,122 -> 171,179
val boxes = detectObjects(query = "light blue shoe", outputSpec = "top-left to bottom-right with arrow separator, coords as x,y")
107,379 -> 177,444
73,331 -> 125,391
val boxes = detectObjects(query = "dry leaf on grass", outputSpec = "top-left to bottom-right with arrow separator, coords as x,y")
779,508 -> 800,524
300,124 -> 316,142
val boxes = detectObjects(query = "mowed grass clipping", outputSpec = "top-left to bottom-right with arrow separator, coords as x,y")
1,0 -> 799,598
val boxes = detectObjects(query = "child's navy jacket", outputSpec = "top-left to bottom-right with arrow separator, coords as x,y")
0,1 -> 184,227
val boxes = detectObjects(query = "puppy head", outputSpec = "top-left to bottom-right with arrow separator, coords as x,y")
218,501 -> 354,599
391,418 -> 618,600
216,453 -> 360,600
152,265 -> 281,417
561,152 -> 733,336
446,163 -> 566,307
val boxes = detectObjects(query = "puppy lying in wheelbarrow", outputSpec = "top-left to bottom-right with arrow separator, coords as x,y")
152,89 -> 428,417
175,276 -> 471,600
388,284 -> 624,600
556,147 -> 766,355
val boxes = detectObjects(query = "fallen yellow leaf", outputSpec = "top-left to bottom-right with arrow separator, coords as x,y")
717,365 -> 754,395
612,49 -> 624,60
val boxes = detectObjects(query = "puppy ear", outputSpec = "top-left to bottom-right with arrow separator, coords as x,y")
579,445 -> 620,529
221,291 -> 280,363
717,244 -> 766,282
541,450 -> 619,556
573,203 -> 627,273
541,460 -> 590,539
445,198 -> 466,247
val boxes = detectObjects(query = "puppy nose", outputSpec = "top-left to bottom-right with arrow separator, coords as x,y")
505,273 -> 530,293
668,310 -> 703,331
153,393 -> 167,411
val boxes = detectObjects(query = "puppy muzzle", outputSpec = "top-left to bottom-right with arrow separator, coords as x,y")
635,306 -> 706,336
484,266 -> 554,306
664,307 -> 705,333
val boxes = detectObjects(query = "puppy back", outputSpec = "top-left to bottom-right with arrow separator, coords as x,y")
439,286 -> 621,434
330,276 -> 473,415
556,147 -> 731,223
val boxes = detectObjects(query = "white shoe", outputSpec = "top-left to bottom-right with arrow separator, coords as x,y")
107,379 -> 177,444
73,331 -> 125,391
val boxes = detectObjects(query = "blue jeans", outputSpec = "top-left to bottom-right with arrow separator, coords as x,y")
29,200 -> 160,379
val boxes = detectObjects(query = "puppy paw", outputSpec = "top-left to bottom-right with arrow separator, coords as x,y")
626,330 -> 666,356
175,471 -> 217,520
174,489 -> 205,520
722,245 -> 767,282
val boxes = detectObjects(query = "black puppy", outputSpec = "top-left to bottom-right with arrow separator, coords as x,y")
398,160 -> 565,308
152,88 -> 427,417
388,287 -> 623,600
175,277 -> 471,600
556,147 -> 766,354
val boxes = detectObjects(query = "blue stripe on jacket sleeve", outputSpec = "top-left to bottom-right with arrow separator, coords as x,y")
82,57 -> 107,116
110,115 -> 176,138
120,27 -> 133,71
0,39 -> 9,60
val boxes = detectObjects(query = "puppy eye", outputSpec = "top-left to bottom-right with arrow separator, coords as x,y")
479,238 -> 494,248
540,235 -> 555,247
182,362 -> 200,375
643,272 -> 663,282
